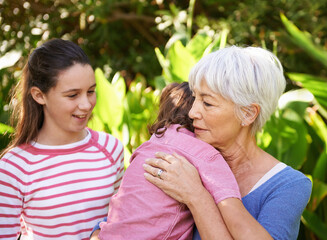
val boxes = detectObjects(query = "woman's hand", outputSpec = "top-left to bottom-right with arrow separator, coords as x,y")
143,152 -> 205,205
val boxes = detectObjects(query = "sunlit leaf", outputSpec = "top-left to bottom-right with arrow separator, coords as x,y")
0,50 -> 22,70
155,47 -> 172,82
305,105 -> 327,144
167,40 -> 196,83
204,28 -> 229,55
256,131 -> 272,149
92,68 -> 124,129
0,123 -> 14,134
287,73 -> 327,110
186,32 -> 212,61
88,114 -> 105,132
111,72 -> 126,101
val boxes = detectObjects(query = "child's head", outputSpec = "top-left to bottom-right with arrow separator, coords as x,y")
149,82 -> 194,137
10,38 -> 91,147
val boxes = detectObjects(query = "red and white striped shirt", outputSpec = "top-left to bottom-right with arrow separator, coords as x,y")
0,128 -> 124,240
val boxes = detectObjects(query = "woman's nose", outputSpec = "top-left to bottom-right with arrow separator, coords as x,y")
188,101 -> 200,119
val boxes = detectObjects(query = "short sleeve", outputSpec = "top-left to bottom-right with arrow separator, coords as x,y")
257,177 -> 312,240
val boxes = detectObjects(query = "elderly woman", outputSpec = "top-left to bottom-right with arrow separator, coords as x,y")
143,46 -> 312,239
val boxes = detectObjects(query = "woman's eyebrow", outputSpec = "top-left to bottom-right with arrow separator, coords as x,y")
200,92 -> 215,99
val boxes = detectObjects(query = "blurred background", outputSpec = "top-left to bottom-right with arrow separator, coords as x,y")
1,0 -> 327,239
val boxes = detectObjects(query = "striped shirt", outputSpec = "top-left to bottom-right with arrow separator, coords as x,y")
0,128 -> 124,240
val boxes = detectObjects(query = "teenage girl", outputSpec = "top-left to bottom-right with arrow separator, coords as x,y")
0,39 -> 124,240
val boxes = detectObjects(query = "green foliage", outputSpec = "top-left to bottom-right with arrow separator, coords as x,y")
2,1 -> 327,238
281,13 -> 327,69
88,68 -> 159,168
155,30 -> 228,87
279,15 -> 327,239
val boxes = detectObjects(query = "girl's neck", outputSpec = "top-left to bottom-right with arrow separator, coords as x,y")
35,128 -> 88,146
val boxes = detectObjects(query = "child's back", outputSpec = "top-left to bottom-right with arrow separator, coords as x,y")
99,83 -> 240,240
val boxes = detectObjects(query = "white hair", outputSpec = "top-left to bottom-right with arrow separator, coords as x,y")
188,45 -> 286,134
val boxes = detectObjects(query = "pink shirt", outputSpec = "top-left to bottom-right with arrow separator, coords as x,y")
99,124 -> 240,240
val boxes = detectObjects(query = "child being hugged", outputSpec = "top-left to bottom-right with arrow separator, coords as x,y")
0,39 -> 124,240
97,82 -> 241,240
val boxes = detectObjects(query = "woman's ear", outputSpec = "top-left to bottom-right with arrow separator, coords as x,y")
30,87 -> 46,105
241,104 -> 260,126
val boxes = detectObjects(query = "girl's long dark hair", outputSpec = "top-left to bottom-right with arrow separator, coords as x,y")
1,39 -> 90,157
148,82 -> 194,137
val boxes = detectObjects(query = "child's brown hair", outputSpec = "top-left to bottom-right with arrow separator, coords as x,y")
148,82 -> 194,137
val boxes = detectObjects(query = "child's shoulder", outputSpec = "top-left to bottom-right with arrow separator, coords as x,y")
160,125 -> 219,156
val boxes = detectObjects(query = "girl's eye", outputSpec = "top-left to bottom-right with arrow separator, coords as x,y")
88,90 -> 95,94
67,94 -> 77,98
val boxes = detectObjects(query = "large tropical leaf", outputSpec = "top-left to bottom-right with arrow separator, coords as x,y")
302,209 -> 327,240
167,40 -> 196,83
281,13 -> 327,68
287,73 -> 327,111
186,32 -> 212,61
88,68 -> 124,131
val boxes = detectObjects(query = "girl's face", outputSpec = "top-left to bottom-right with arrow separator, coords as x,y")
188,80 -> 241,150
40,63 -> 96,142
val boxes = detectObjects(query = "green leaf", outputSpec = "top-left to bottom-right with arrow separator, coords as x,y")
278,89 -> 312,115
312,147 -> 327,182
167,40 -> 196,83
304,99 -> 327,144
155,47 -> 172,84
281,13 -> 327,68
281,117 -> 308,169
280,108 -> 308,169
92,68 -> 124,130
302,209 -> 327,240
287,73 -> 327,110
263,113 -> 298,160
204,28 -> 229,55
307,179 -> 327,211
186,32 -> 212,61
0,123 -> 14,134
111,72 -> 126,101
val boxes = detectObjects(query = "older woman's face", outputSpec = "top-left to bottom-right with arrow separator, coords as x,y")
189,80 -> 241,149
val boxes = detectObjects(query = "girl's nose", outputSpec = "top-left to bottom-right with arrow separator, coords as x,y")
79,96 -> 93,110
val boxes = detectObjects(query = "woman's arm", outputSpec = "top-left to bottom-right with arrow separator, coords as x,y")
143,152 -> 233,239
143,152 -> 273,240
217,198 -> 272,239
90,230 -> 100,240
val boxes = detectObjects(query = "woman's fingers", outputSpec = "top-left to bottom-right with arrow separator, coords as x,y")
143,151 -> 203,204
144,172 -> 163,187
154,151 -> 177,164
143,161 -> 165,179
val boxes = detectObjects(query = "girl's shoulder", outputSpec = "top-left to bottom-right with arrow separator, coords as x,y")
1,144 -> 32,160
87,128 -> 124,158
